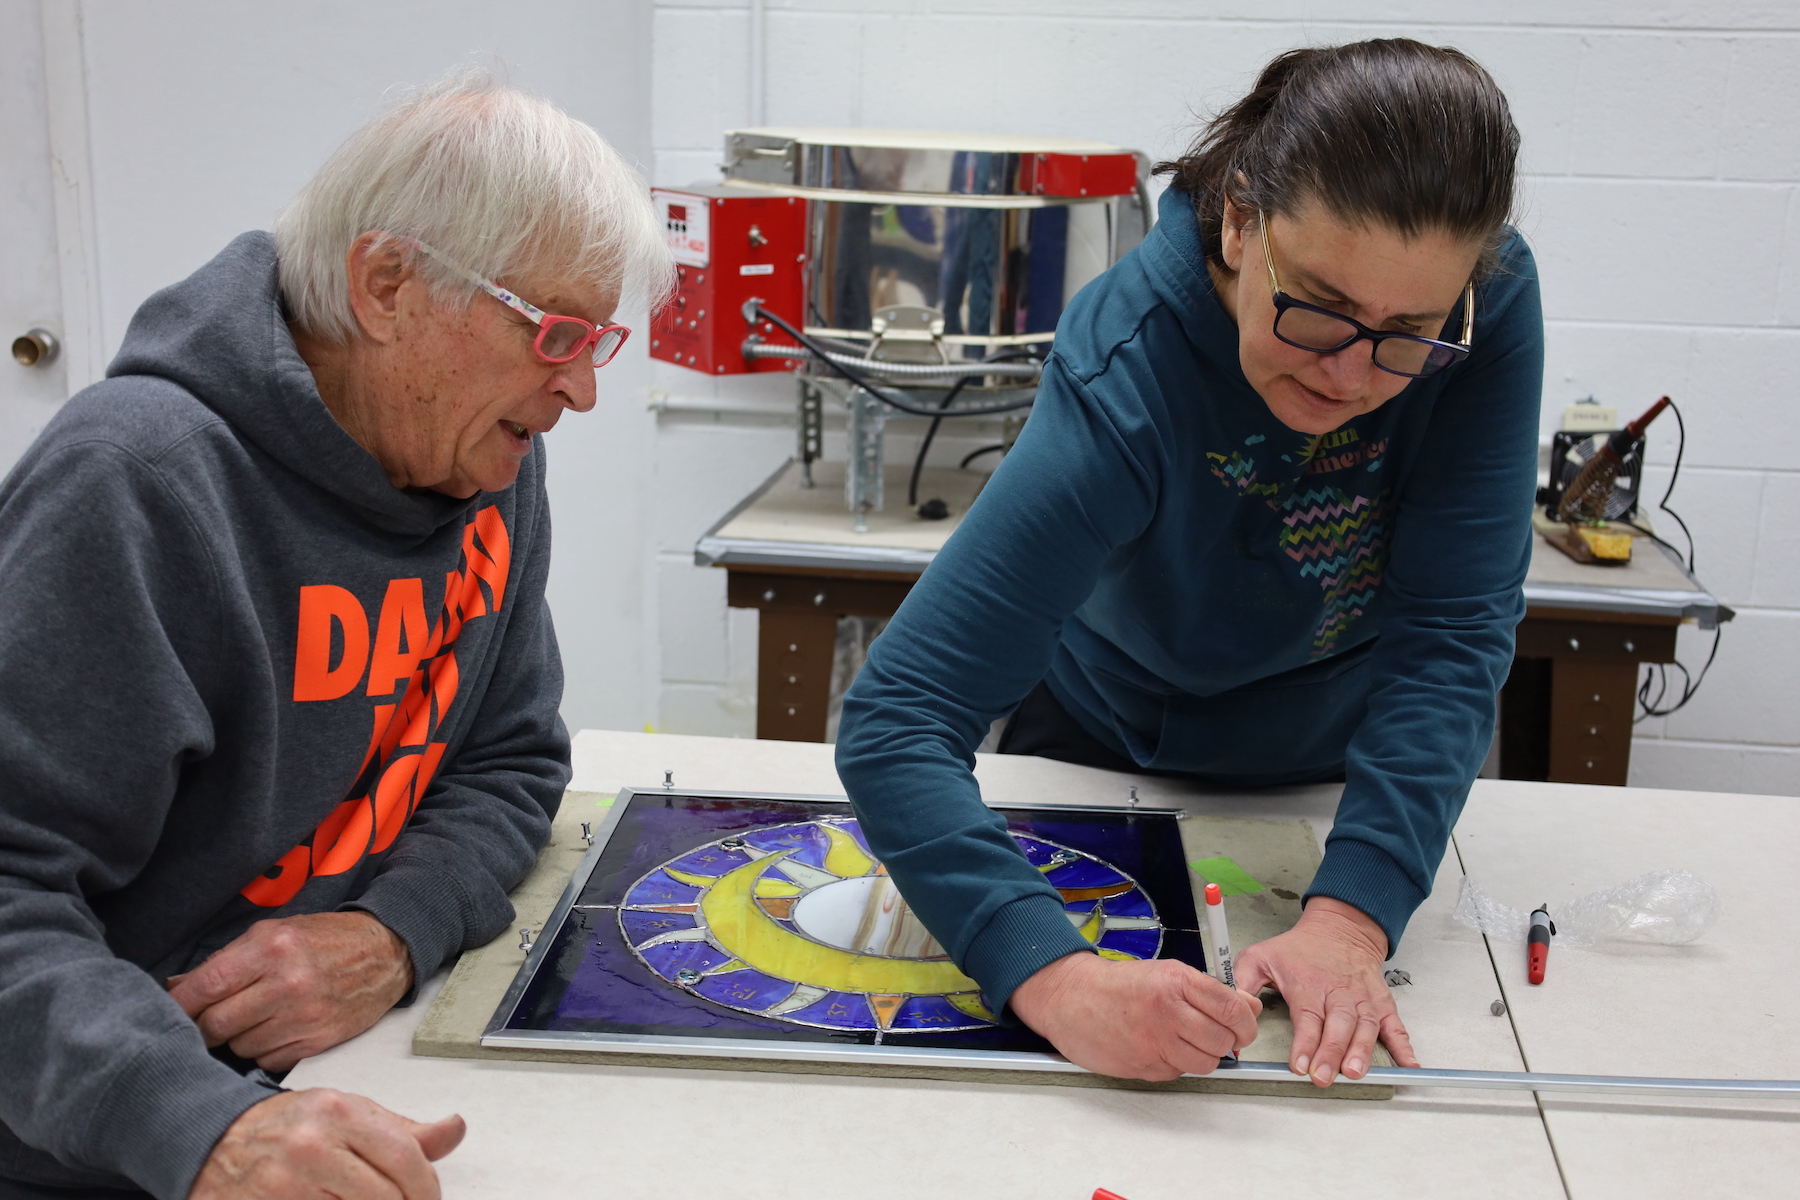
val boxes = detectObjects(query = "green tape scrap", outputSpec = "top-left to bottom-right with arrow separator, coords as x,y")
596,794 -> 616,807
1189,855 -> 1262,897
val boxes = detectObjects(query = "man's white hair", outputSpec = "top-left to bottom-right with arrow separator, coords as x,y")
276,70 -> 672,342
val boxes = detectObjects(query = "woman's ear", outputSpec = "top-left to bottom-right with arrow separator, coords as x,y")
1218,194 -> 1253,274
342,232 -> 411,346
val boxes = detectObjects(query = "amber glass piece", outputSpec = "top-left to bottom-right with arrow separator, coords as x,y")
867,994 -> 905,1030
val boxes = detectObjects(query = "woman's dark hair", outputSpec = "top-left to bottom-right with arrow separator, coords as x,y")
1155,39 -> 1520,275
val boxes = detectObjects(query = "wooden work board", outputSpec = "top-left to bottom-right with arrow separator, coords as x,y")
414,787 -> 1392,1099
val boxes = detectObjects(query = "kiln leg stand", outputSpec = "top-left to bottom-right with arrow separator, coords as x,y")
845,383 -> 886,531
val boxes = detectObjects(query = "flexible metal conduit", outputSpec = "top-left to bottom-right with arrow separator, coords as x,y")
741,339 -> 1043,380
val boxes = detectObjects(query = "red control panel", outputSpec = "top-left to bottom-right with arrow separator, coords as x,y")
1018,152 -> 1138,198
650,187 -> 807,375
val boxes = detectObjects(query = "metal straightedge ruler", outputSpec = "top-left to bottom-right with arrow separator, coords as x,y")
1215,1060 -> 1800,1098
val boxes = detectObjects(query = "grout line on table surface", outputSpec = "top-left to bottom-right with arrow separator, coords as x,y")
1453,831 -> 1574,1200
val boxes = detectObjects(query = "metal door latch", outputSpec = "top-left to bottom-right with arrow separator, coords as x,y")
11,328 -> 58,367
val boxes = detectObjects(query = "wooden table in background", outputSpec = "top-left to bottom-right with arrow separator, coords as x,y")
698,461 -> 1729,785
1500,517 -> 1728,785
697,460 -> 974,742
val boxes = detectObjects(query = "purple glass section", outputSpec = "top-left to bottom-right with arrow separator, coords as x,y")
1097,928 -> 1162,959
665,845 -> 750,877
638,938 -> 731,979
1013,836 -> 1062,867
692,968 -> 797,1012
623,871 -> 702,908
743,822 -> 828,869
545,913 -> 824,1037
1042,858 -> 1129,890
783,990 -> 878,1030
620,909 -> 697,945
576,795 -> 851,908
1013,818 -> 1170,905
1105,888 -> 1154,918
889,994 -> 984,1031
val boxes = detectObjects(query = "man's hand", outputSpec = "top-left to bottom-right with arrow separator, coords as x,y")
1008,952 -> 1261,1081
191,1089 -> 463,1200
167,912 -> 414,1071
1233,896 -> 1419,1087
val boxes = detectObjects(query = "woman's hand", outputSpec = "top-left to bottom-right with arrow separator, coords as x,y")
1233,896 -> 1418,1086
1008,951 -> 1262,1080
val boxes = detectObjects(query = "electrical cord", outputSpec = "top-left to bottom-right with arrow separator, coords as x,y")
1652,399 -> 1696,573
1630,398 -> 1719,721
1636,625 -> 1722,721
908,377 -> 973,510
907,349 -> 1038,508
960,444 -> 1008,469
745,302 -> 1040,419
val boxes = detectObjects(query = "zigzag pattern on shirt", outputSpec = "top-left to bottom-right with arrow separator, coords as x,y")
1275,485 -> 1392,657
1205,450 -> 1283,498
1209,436 -> 1393,659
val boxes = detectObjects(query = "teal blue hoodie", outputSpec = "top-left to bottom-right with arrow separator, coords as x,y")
836,186 -> 1543,1015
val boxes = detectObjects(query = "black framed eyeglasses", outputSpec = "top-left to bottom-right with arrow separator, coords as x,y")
1260,216 -> 1474,379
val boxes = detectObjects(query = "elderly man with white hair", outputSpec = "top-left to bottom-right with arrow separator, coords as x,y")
0,74 -> 669,1200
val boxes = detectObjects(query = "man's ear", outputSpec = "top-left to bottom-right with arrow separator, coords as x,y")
342,232 -> 410,346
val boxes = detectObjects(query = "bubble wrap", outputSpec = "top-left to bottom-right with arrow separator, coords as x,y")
1454,869 -> 1720,947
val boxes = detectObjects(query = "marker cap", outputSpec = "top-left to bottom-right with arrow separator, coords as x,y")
1205,883 -> 1223,906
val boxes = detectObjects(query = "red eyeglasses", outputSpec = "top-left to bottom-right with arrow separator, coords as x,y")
411,239 -> 631,367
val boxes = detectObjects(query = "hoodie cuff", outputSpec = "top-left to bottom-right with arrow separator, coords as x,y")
345,861 -> 484,1005
90,1024 -> 280,1200
961,892 -> 1097,1020
1304,837 -> 1429,960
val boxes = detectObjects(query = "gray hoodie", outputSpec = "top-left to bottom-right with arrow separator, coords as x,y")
0,232 -> 569,1198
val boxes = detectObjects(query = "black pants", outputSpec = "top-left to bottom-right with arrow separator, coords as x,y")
995,680 -> 1145,772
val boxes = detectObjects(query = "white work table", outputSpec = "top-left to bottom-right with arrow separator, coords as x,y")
1454,782 -> 1800,1198
285,731 -> 1795,1200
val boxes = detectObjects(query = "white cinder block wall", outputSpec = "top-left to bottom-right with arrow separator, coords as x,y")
646,1 -> 1800,794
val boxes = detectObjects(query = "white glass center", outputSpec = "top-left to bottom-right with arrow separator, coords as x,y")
788,874 -> 946,959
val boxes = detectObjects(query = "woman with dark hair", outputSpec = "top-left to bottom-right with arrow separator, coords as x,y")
837,39 -> 1541,1086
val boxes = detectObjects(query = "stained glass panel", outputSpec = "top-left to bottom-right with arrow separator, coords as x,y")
491,791 -> 1205,1056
